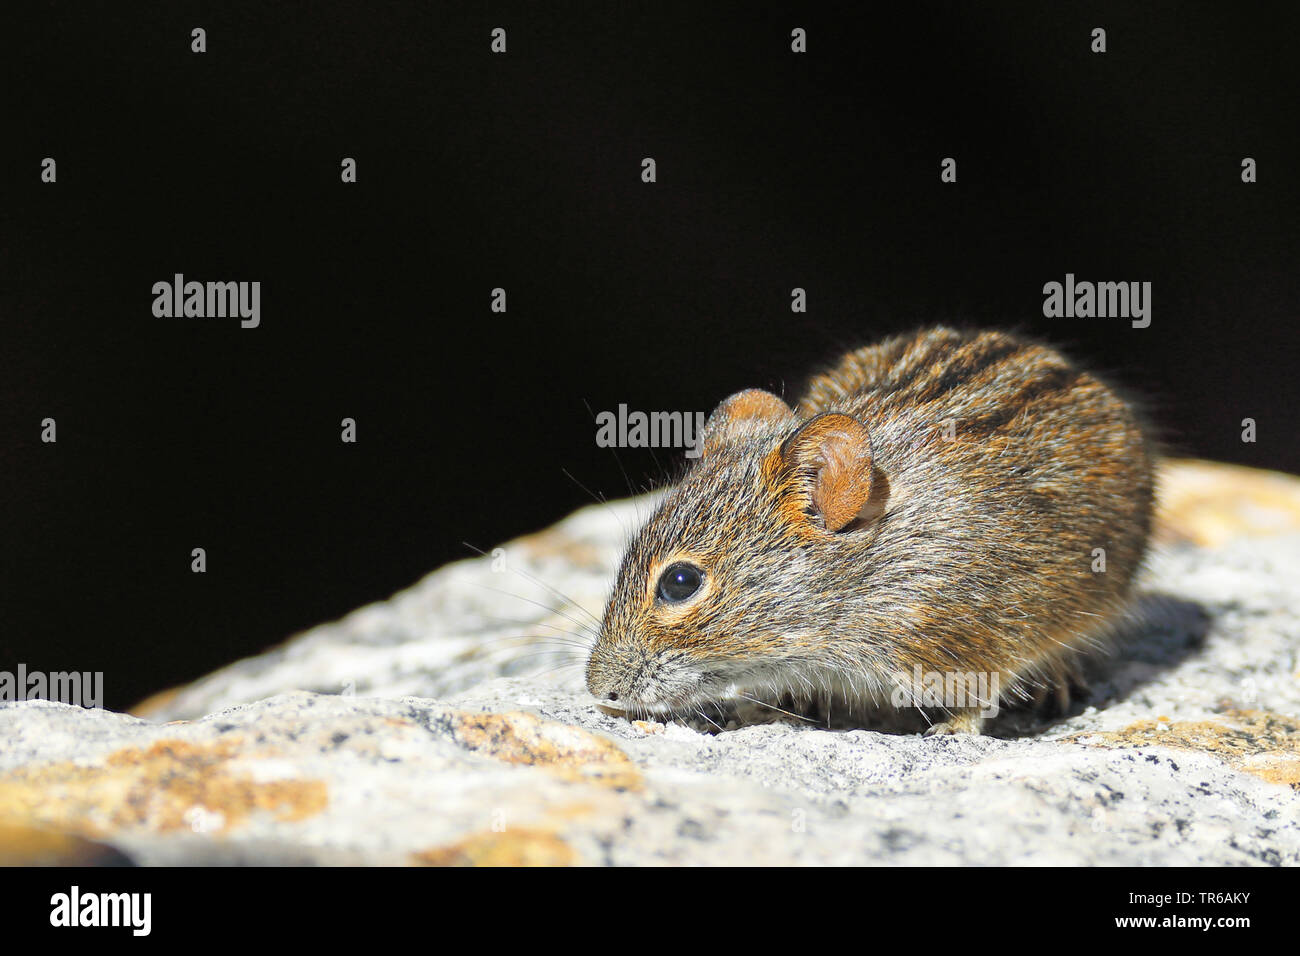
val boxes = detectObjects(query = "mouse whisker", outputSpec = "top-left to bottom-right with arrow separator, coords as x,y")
733,692 -> 817,724
464,542 -> 604,630
694,706 -> 725,733
467,581 -> 598,636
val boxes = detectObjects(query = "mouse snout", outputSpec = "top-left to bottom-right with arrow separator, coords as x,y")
585,636 -> 642,704
586,625 -> 682,710
586,626 -> 720,714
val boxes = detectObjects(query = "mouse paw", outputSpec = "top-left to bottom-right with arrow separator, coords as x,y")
923,711 -> 985,736
1029,675 -> 1089,719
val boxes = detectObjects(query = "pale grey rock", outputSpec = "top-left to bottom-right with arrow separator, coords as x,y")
3,487 -> 1299,866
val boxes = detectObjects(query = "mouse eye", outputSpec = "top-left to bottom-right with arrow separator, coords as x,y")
657,562 -> 704,603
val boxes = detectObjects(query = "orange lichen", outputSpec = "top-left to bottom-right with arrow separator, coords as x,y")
1154,459 -> 1300,547
448,711 -> 642,791
0,737 -> 328,839
413,828 -> 579,866
1068,709 -> 1300,789
0,822 -> 127,866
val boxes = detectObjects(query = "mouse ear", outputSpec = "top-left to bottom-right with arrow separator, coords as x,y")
700,388 -> 796,457
778,412 -> 874,532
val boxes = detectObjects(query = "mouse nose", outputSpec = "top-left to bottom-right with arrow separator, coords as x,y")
586,670 -> 620,703
585,644 -> 629,703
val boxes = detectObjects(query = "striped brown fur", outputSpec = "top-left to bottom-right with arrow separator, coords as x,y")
587,327 -> 1156,734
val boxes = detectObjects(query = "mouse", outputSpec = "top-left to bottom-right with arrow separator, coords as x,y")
585,326 -> 1156,734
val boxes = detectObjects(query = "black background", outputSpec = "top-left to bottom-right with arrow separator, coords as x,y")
0,863 -> 1277,940
3,2 -> 1297,711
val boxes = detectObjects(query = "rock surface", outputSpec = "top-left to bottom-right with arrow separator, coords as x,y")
2,459 -> 1299,865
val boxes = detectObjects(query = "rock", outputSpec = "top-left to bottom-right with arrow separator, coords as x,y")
1154,457 -> 1300,547
2,459 -> 1299,865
